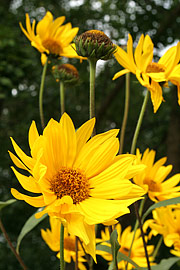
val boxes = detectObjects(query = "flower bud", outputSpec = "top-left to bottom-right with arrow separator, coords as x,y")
74,30 -> 116,60
52,64 -> 79,85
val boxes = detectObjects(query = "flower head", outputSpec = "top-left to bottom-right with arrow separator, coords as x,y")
113,34 -> 180,112
52,63 -> 79,84
74,30 -> 116,60
133,148 -> 180,202
9,113 -> 145,260
144,205 -> 180,257
41,216 -> 87,270
20,11 -> 82,64
97,224 -> 154,269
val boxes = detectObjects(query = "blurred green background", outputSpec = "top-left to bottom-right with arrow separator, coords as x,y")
1,0 -> 180,269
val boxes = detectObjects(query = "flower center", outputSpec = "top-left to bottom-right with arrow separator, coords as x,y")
146,62 -> 165,73
64,237 -> 76,251
42,38 -> 62,55
50,167 -> 90,204
144,178 -> 162,192
120,247 -> 133,258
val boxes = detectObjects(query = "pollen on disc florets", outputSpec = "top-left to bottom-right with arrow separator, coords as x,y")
42,38 -> 62,55
74,30 -> 116,60
146,62 -> 165,73
52,64 -> 79,84
50,167 -> 90,204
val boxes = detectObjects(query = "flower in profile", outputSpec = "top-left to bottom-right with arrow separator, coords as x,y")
9,113 -> 145,260
133,148 -> 180,202
20,11 -> 82,64
97,224 -> 154,269
52,63 -> 79,85
144,205 -> 180,257
41,216 -> 87,270
113,34 -> 180,112
74,30 -> 116,60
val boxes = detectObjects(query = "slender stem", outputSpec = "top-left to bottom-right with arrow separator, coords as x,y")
89,59 -> 97,136
75,237 -> 78,270
130,90 -> 149,154
152,236 -> 163,259
134,202 -> 151,270
60,81 -> 65,116
0,218 -> 28,270
60,224 -> 65,270
39,58 -> 48,129
129,90 -> 151,269
125,198 -> 146,270
119,73 -> 130,154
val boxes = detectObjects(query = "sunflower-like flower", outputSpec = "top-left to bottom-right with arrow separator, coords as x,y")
113,34 -> 180,113
41,216 -> 87,270
97,224 -> 154,269
144,205 -> 180,257
9,113 -> 145,260
133,148 -> 180,202
20,11 -> 83,64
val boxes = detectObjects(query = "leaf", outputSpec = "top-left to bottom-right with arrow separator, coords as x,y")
96,244 -> 112,254
142,196 -> 180,222
110,229 -> 121,269
150,257 -> 180,270
16,210 -> 48,254
117,251 -> 145,270
0,199 -> 16,211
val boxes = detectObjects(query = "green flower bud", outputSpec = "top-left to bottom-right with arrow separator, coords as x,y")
74,30 -> 116,60
52,64 -> 79,85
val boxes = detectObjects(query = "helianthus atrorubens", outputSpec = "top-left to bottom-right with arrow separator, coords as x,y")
41,216 -> 87,270
20,11 -> 82,64
133,148 -> 180,202
113,34 -> 180,113
9,113 -> 145,260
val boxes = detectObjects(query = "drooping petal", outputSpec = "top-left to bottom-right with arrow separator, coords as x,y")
11,188 -> 45,207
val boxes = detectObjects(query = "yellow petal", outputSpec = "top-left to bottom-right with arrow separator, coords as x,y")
10,137 -> 35,169
28,120 -> 39,150
76,117 -> 95,155
11,188 -> 45,207
112,69 -> 130,80
11,167 -> 41,193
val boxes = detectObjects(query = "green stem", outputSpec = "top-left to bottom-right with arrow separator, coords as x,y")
39,59 -> 48,129
130,90 -> 149,154
152,236 -> 163,259
119,73 -> 130,154
125,198 -> 146,270
60,224 -> 65,270
89,59 -> 97,136
60,81 -> 65,116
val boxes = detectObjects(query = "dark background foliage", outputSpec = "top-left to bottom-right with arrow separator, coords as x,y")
0,0 -> 180,269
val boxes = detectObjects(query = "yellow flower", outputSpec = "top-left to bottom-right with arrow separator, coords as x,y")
9,113 -> 145,260
41,216 -> 87,270
144,206 -> 180,256
113,34 -> 180,113
133,148 -> 180,202
97,224 -> 154,269
20,11 -> 82,64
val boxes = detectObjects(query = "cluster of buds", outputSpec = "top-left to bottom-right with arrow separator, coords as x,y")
52,64 -> 79,85
74,30 -> 116,60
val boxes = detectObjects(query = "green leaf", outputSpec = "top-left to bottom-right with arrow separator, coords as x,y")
142,196 -> 180,222
150,257 -> 180,270
16,210 -> 48,254
117,251 -> 144,270
96,244 -> 112,254
0,199 -> 16,211
110,230 -> 120,270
